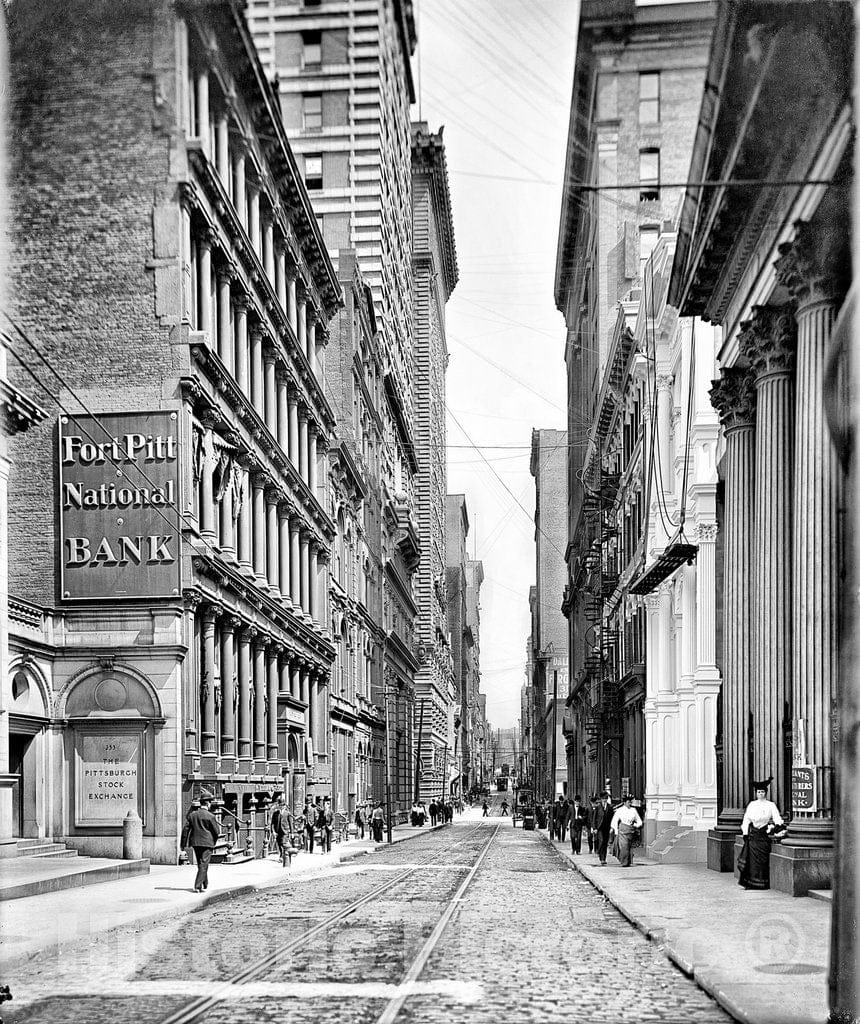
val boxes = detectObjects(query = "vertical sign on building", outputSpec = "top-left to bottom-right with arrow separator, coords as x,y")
58,411 -> 181,600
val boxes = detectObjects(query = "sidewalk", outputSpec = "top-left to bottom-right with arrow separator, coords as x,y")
543,831 -> 830,1024
0,821 -> 446,969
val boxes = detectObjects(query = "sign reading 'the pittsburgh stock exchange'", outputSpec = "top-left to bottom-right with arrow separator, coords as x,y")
59,412 -> 181,600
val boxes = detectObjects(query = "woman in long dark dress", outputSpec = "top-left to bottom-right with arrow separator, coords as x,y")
738,777 -> 785,890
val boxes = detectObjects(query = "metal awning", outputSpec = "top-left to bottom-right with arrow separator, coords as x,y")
628,540 -> 698,595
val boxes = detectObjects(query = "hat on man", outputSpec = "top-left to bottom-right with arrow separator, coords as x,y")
752,777 -> 773,791
199,791 -> 214,805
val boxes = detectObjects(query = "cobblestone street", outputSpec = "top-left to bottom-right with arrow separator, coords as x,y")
7,820 -> 731,1024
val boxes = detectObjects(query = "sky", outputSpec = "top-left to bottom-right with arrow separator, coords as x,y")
416,1 -> 581,729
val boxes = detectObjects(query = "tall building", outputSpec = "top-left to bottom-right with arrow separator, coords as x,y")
555,0 -> 713,810
445,494 -> 468,800
668,0 -> 851,899
6,0 -> 340,861
462,558 -> 484,795
529,428 -> 569,799
249,0 -> 422,822
412,123 -> 458,801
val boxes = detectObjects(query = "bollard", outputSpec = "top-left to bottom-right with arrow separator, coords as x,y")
122,809 -> 143,860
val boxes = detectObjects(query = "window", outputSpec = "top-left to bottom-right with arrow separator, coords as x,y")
305,153 -> 323,190
302,30 -> 321,68
639,148 -> 660,201
303,93 -> 322,130
639,72 -> 660,123
639,226 -> 659,276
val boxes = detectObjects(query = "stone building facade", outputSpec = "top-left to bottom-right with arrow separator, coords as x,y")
529,428 -> 569,800
6,0 -> 340,862
555,0 -> 713,809
668,0 -> 851,897
412,123 -> 458,802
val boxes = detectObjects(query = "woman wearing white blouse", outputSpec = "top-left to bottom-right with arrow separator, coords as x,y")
739,777 -> 785,890
609,795 -> 643,866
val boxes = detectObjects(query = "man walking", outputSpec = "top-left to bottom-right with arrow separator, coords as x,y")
186,793 -> 221,892
593,792 -> 614,866
321,799 -> 334,853
429,799 -> 438,826
303,798 -> 316,853
569,794 -> 588,854
586,795 -> 599,853
556,797 -> 570,843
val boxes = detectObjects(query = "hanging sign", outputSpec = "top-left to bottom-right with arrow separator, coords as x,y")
58,411 -> 181,600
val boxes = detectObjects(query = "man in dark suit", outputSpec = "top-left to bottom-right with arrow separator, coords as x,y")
185,793 -> 221,892
569,794 -> 588,854
592,792 -> 614,865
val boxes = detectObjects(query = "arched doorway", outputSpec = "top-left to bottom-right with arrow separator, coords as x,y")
7,662 -> 49,839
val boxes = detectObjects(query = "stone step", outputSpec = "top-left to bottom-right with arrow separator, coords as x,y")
807,888 -> 832,904
0,857 -> 149,900
30,849 -> 80,859
15,838 -> 56,852
20,843 -> 74,857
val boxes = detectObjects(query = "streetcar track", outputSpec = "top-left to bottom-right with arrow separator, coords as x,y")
155,822 -> 495,1024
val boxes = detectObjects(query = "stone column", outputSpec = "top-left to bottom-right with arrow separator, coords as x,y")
740,305 -> 796,813
199,413 -> 218,543
307,311 -> 316,369
300,532 -> 310,614
216,268 -> 233,369
253,638 -> 266,759
290,517 -> 301,605
304,665 -> 315,744
316,547 -> 329,628
279,652 -> 292,695
237,458 -> 253,574
308,424 -> 318,495
216,111 -> 230,184
220,616 -> 236,756
308,542 -> 318,621
277,372 -> 289,452
233,144 -> 246,228
288,269 -> 298,335
201,606 -> 217,754
181,205 -> 193,325
771,220 -> 846,891
237,628 -> 252,757
195,67 -> 210,151
264,219 -> 275,284
234,295 -> 249,395
264,348 -> 277,432
708,368 -> 757,869
299,410 -> 309,484
248,186 -> 260,255
250,325 -> 264,415
278,504 -> 291,602
267,645 -> 279,761
288,387 -> 300,466
252,472 -> 267,586
219,459 -> 234,557
298,289 -> 307,353
276,247 -> 287,312
315,327 -> 326,383
266,487 -> 280,596
197,232 -> 213,337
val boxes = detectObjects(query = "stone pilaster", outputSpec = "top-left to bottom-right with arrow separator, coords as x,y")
740,305 -> 796,814
708,368 -> 757,869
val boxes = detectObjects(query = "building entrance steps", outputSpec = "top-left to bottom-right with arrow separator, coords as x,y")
542,831 -> 830,1024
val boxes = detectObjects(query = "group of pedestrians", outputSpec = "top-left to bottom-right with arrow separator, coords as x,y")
538,792 -> 643,867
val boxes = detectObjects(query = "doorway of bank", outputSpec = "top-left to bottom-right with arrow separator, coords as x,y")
8,733 -> 32,838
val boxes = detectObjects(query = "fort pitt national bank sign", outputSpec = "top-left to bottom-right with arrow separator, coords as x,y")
59,412 -> 181,600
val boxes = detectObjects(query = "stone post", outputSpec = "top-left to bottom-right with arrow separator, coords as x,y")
708,368 -> 757,869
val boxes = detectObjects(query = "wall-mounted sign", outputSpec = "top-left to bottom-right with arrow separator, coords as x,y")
58,411 -> 181,600
75,732 -> 142,827
791,765 -> 817,813
283,707 -> 306,727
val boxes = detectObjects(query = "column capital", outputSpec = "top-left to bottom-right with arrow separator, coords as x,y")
656,373 -> 674,393
220,612 -> 243,630
199,227 -> 218,252
233,290 -> 251,312
738,305 -> 796,381
216,262 -> 238,285
709,367 -> 757,432
696,521 -> 718,544
202,603 -> 219,626
298,405 -> 309,424
774,219 -> 849,308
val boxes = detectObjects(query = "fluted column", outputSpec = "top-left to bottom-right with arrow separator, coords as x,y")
740,306 -> 796,812
253,639 -> 266,759
277,372 -> 289,451
288,387 -> 300,466
266,487 -> 280,596
709,368 -> 757,856
250,325 -> 264,415
252,472 -> 267,585
220,616 -> 236,756
775,221 -> 846,841
234,295 -> 249,395
237,628 -> 252,757
201,607 -> 217,754
278,504 -> 291,602
267,645 -> 279,761
290,517 -> 301,605
264,349 -> 277,432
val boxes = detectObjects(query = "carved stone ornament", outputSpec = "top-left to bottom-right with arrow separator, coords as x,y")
709,367 -> 757,431
738,305 -> 796,380
697,522 -> 718,543
774,219 -> 848,308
